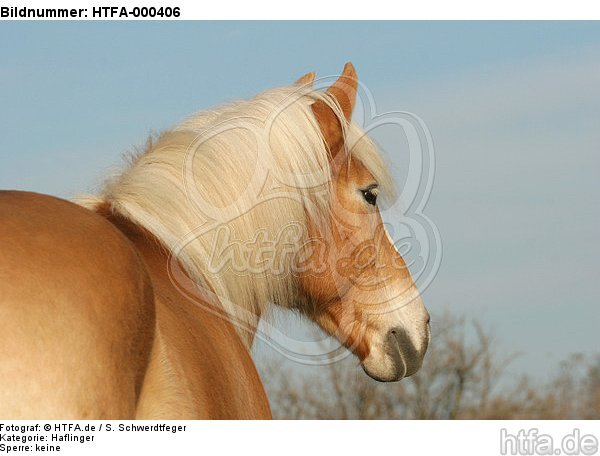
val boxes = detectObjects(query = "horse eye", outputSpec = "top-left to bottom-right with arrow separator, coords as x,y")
361,189 -> 378,206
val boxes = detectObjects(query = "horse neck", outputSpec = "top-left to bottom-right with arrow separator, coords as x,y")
95,204 -> 261,349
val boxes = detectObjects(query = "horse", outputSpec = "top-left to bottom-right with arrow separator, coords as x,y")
0,63 -> 430,419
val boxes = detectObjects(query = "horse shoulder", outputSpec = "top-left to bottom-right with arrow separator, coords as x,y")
135,284 -> 272,419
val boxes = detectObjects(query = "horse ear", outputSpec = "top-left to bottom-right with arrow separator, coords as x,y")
295,71 -> 315,86
311,62 -> 358,159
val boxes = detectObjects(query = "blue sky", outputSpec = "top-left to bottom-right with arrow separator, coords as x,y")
1,22 -> 599,381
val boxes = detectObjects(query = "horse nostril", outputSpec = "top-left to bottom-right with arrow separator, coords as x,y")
387,327 -> 422,378
388,328 -> 410,351
425,313 -> 431,325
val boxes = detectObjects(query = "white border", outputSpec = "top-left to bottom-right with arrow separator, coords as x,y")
0,420 -> 598,455
2,0 -> 600,19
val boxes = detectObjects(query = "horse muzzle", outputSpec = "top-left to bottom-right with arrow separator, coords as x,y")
361,325 -> 429,382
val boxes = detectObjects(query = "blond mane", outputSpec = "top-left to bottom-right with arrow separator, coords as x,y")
78,84 -> 394,347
